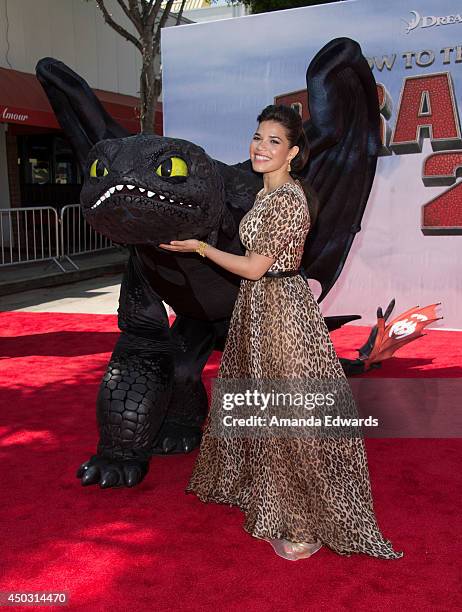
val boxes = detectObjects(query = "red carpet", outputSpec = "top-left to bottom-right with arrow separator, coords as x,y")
0,311 -> 461,611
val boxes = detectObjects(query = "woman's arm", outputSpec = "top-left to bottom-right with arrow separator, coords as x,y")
158,239 -> 275,281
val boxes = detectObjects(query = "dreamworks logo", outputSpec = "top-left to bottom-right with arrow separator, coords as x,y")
402,10 -> 462,34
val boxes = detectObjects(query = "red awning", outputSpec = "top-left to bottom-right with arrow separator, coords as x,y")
0,66 -> 162,134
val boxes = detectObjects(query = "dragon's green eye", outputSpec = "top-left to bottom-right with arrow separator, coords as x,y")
90,159 -> 109,178
155,157 -> 188,178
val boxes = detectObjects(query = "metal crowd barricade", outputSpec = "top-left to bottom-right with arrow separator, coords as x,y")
0,204 -> 115,272
0,206 -> 64,269
60,204 -> 114,269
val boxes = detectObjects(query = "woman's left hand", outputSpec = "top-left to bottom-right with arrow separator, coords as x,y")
158,239 -> 200,253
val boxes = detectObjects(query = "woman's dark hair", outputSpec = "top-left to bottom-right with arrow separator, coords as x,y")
256,104 -> 319,227
256,104 -> 309,172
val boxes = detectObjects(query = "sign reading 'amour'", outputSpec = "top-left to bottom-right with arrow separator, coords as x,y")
1,107 -> 29,122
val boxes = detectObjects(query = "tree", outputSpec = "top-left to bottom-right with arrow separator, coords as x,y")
91,0 -> 187,134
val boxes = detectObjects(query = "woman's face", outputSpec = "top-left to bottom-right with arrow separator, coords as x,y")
249,120 -> 299,174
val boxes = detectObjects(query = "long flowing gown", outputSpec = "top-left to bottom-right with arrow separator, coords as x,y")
185,179 -> 403,559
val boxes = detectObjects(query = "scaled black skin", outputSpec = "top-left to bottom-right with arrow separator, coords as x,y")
36,37 -> 382,489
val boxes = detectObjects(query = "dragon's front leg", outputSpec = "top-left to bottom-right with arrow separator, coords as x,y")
151,314 -> 217,455
76,255 -> 174,489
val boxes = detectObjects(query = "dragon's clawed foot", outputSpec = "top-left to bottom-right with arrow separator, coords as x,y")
76,454 -> 149,489
151,423 -> 202,455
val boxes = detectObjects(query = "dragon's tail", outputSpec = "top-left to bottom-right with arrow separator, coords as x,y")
358,299 -> 443,370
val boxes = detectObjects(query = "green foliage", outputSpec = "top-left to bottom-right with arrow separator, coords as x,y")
226,0 -> 344,15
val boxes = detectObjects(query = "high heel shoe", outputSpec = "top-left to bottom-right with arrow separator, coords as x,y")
266,538 -> 323,561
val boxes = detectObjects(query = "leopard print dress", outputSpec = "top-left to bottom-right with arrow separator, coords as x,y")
185,180 -> 403,560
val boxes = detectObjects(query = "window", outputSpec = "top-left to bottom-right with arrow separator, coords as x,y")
18,134 -> 82,185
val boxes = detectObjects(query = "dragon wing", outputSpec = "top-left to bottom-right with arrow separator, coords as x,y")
35,57 -> 132,167
297,37 -> 381,302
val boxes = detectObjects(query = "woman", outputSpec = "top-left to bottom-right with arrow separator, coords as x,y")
159,105 -> 403,561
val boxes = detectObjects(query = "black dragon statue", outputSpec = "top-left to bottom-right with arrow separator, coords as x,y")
35,37 -> 439,489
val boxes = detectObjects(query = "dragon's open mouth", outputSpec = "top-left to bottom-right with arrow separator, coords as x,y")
90,184 -> 199,211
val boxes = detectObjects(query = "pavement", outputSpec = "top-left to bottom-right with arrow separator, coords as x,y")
0,273 -> 124,314
0,250 -> 173,315
0,246 -> 126,313
0,248 -> 129,298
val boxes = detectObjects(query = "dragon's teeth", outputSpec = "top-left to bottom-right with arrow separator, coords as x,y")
94,185 -> 197,210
